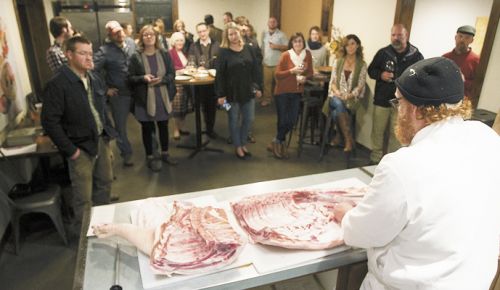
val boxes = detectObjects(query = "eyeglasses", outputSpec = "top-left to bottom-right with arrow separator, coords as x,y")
74,51 -> 93,57
389,97 -> 402,109
143,33 -> 155,38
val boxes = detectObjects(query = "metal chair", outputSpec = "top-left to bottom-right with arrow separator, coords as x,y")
9,183 -> 67,254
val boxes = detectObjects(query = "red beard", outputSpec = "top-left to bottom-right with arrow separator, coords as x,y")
395,108 -> 417,146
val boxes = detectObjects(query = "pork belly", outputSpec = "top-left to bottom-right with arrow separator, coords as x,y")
231,189 -> 365,250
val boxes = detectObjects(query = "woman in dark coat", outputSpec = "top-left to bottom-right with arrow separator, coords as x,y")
128,25 -> 178,171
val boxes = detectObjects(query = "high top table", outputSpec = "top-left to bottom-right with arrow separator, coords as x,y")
74,167 -> 374,290
175,76 -> 223,158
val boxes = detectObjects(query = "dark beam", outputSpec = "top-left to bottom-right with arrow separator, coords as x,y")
394,0 -> 416,35
321,0 -> 334,37
473,0 -> 500,108
270,0 -> 281,26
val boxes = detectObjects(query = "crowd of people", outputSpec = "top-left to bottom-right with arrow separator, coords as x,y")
37,9 -> 500,290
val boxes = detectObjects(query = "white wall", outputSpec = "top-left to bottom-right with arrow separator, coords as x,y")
478,21 -> 500,113
329,0 -> 398,149
178,0 -> 269,43
410,0 -> 492,58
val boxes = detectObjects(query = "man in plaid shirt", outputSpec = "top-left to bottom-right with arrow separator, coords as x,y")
46,16 -> 74,73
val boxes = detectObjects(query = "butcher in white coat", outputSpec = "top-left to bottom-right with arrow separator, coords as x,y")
334,57 -> 500,290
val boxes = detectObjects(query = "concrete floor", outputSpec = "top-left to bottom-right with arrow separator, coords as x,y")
0,103 -> 370,290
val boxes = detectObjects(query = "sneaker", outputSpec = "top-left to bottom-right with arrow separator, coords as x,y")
146,157 -> 162,172
161,154 -> 178,166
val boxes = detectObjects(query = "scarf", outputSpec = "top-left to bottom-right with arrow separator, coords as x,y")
141,51 -> 172,117
288,49 -> 306,67
307,40 -> 322,50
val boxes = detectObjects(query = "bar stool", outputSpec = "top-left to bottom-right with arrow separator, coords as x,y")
296,85 -> 325,157
9,183 -> 68,253
320,108 -> 357,167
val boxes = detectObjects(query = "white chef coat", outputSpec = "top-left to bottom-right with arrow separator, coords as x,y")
342,117 -> 500,290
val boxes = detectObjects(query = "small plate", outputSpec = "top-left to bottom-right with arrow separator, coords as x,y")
175,75 -> 192,81
208,69 -> 216,77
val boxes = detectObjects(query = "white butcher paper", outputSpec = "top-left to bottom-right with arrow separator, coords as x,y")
227,177 -> 367,274
131,195 -> 254,290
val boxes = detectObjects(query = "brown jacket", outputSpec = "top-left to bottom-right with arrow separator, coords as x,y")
274,50 -> 313,95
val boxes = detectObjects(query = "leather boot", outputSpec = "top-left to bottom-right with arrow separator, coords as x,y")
272,142 -> 283,159
330,121 -> 342,148
280,143 -> 289,159
338,112 -> 353,152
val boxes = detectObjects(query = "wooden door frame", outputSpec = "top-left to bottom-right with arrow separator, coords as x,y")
14,0 -> 51,96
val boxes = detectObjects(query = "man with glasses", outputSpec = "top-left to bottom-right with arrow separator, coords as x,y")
188,22 -> 220,139
42,36 -> 117,236
94,20 -> 136,167
334,57 -> 500,290
367,24 -> 423,164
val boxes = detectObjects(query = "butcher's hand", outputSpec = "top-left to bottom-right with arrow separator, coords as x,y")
333,202 -> 354,224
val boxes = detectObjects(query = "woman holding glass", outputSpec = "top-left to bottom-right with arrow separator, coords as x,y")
128,25 -> 178,172
271,32 -> 313,159
215,22 -> 262,159
168,32 -> 191,140
324,34 -> 367,152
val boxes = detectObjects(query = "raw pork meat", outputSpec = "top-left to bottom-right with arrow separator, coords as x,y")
150,202 -> 245,276
94,201 -> 245,277
231,188 -> 365,250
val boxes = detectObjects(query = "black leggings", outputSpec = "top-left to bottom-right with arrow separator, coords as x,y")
140,120 -> 169,156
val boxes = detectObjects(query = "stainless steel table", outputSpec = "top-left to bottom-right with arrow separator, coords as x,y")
75,168 -> 373,290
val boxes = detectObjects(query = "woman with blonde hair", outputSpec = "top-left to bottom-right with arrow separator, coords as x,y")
173,19 -> 193,54
153,18 -> 168,50
324,34 -> 367,152
215,23 -> 262,159
128,25 -> 178,171
168,32 -> 191,140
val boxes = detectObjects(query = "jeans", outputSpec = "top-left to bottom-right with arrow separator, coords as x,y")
262,65 -> 276,103
227,98 -> 255,147
275,93 -> 301,143
370,105 -> 400,162
67,137 -> 113,223
109,95 -> 132,158
329,96 -> 348,120
140,120 -> 169,156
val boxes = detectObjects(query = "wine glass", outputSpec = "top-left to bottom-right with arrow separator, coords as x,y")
384,60 -> 395,73
186,56 -> 196,74
199,55 -> 207,70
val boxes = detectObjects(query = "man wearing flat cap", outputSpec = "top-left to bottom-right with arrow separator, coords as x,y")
94,20 -> 136,168
334,57 -> 500,289
443,25 -> 480,101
